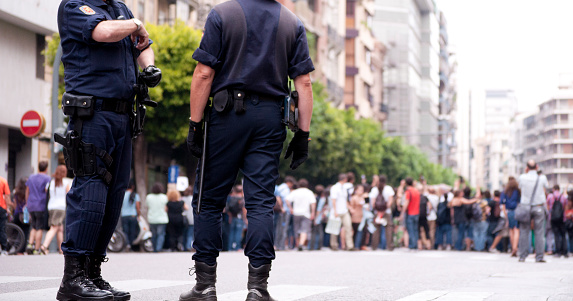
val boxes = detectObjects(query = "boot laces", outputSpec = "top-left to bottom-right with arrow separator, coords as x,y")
188,267 -> 196,277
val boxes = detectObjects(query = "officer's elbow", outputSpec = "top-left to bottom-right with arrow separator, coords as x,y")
92,23 -> 114,43
194,63 -> 215,81
294,74 -> 312,88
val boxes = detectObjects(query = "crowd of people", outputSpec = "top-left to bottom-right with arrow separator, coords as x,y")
3,160 -> 573,261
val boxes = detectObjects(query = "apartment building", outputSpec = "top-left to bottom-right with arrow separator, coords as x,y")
523,83 -> 573,187
0,0 -> 58,188
345,0 -> 386,122
372,0 -> 440,161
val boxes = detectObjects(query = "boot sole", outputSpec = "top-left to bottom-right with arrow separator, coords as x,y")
179,295 -> 217,301
56,292 -> 114,301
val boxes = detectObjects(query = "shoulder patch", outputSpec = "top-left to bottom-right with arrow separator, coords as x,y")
79,5 -> 96,15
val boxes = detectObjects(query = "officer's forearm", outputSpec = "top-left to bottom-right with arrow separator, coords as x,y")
190,63 -> 216,122
294,74 -> 313,132
137,47 -> 154,69
92,20 -> 137,43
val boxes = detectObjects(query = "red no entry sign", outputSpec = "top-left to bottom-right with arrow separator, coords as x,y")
20,110 -> 46,138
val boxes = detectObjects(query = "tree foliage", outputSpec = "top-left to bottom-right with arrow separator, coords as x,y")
280,82 -> 457,187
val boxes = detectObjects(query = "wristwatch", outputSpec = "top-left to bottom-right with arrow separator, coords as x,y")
132,18 -> 142,31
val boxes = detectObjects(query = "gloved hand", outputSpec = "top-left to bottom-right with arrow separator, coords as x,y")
187,120 -> 203,158
140,65 -> 162,87
284,130 -> 310,170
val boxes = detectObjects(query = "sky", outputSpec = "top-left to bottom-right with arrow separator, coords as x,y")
437,0 -> 573,113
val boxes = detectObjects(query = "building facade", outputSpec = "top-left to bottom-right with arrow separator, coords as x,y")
523,83 -> 573,187
372,0 -> 440,161
0,0 -> 58,188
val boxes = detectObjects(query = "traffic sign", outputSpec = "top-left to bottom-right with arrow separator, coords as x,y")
20,110 -> 46,138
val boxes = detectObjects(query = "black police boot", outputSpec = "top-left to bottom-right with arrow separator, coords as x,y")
179,261 -> 218,301
56,256 -> 114,301
245,263 -> 276,301
86,256 -> 131,301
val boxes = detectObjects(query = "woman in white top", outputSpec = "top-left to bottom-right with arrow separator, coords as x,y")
146,182 -> 169,252
41,165 -> 72,254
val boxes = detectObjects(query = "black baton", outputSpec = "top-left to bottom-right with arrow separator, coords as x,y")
196,110 -> 210,214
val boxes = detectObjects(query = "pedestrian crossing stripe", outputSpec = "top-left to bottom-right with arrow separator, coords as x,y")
0,276 -> 59,284
397,290 -> 494,301
219,285 -> 346,301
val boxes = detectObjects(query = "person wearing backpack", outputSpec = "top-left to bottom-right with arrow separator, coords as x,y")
547,184 -> 568,258
435,188 -> 453,250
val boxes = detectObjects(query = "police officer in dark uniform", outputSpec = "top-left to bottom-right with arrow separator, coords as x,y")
182,1 -> 314,300
56,0 -> 161,300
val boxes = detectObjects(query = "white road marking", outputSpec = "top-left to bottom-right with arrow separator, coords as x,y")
397,290 -> 494,301
0,279 -> 189,301
218,285 -> 346,301
396,290 -> 448,300
0,276 -> 59,284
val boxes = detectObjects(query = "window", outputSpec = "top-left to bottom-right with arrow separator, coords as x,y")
346,0 -> 356,16
36,34 -> 46,79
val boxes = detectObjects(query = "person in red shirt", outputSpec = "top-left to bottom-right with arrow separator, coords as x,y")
0,176 -> 12,255
401,177 -> 420,250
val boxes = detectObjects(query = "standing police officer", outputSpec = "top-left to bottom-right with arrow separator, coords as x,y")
182,1 -> 314,301
56,0 -> 160,300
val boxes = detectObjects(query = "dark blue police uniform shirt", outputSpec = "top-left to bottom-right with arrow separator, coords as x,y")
193,0 -> 315,97
58,0 -> 152,100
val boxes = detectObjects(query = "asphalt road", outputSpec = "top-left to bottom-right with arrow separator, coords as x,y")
0,248 -> 572,301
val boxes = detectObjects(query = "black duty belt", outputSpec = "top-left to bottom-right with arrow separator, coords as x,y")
99,99 -> 133,115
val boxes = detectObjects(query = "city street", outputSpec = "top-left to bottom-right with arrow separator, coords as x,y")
1,248 -> 572,301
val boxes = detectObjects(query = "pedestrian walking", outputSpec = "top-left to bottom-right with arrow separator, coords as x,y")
286,179 -> 316,251
167,190 -> 188,252
182,0 -> 314,299
401,177 -> 421,251
11,178 -> 29,252
517,160 -> 549,262
147,183 -> 169,252
309,186 -> 328,250
0,175 -> 11,255
121,181 -> 141,251
40,165 -> 72,254
425,186 -> 439,250
182,186 -> 195,251
547,184 -> 568,258
435,188 -> 453,250
274,176 -> 295,250
329,173 -> 354,251
500,177 -> 520,256
55,0 -> 161,299
371,175 -> 395,251
25,161 -> 51,255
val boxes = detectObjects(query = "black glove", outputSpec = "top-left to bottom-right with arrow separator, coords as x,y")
187,120 -> 203,158
284,130 -> 310,170
140,65 -> 162,87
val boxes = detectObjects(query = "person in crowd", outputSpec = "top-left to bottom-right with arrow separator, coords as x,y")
451,187 -> 479,251
565,193 -> 573,253
11,178 -> 29,252
500,177 -> 520,256
146,182 -> 168,252
25,161 -> 51,255
41,165 -> 72,254
121,181 -> 141,251
309,185 -> 327,250
167,189 -> 188,252
517,160 -> 549,262
400,177 -> 420,251
182,186 -> 195,251
340,172 -> 356,250
488,190 -> 506,252
275,176 -> 295,251
473,190 -> 490,252
286,179 -> 316,251
418,182 -> 431,250
329,173 -> 354,251
547,184 -> 568,258
349,184 -> 366,249
435,187 -> 453,250
0,175 -> 12,255
461,187 -> 476,251
396,180 -> 408,248
371,175 -> 395,251
227,185 -> 246,251
425,185 -> 440,250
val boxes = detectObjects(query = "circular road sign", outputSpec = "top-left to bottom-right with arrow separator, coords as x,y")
20,110 -> 46,138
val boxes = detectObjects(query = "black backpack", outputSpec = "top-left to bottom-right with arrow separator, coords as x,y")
437,194 -> 450,225
228,196 -> 243,216
374,193 -> 387,212
551,195 -> 565,223
419,195 -> 428,219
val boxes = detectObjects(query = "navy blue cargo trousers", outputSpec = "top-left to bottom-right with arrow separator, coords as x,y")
192,95 -> 286,268
62,100 -> 132,257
